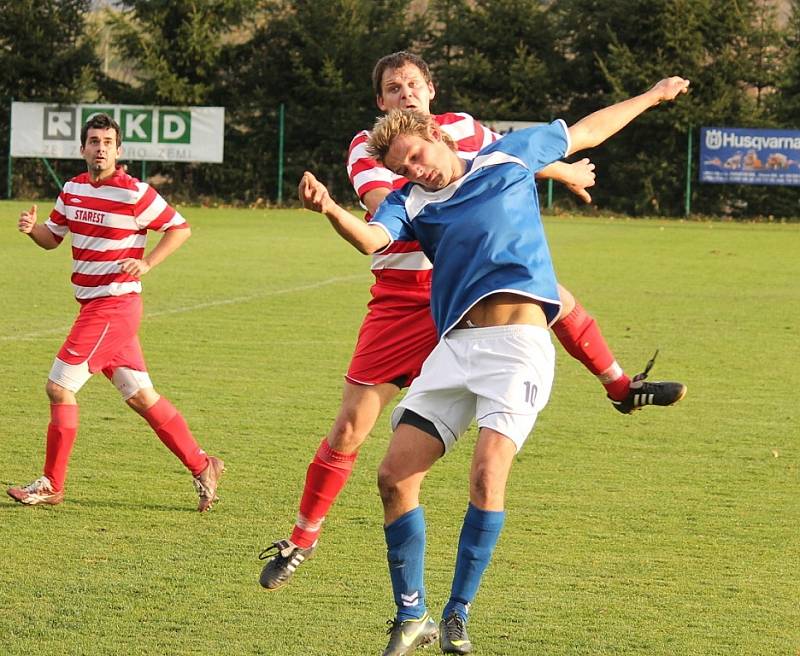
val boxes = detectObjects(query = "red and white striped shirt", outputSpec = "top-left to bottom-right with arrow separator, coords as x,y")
347,112 -> 497,286
45,167 -> 188,301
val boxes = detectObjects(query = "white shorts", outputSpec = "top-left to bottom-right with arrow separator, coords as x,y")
391,324 -> 555,453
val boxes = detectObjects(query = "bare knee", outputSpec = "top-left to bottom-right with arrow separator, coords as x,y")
329,382 -> 397,454
328,412 -> 369,453
556,284 -> 576,320
46,380 -> 75,404
377,461 -> 402,506
469,463 -> 506,510
126,387 -> 160,415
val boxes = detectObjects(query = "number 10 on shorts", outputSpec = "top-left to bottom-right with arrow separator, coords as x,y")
523,381 -> 538,407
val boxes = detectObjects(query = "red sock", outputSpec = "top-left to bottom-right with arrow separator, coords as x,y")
552,302 -> 631,401
142,397 -> 208,476
290,438 -> 358,548
43,404 -> 79,492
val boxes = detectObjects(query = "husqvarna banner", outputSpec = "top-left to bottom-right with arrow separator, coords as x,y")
10,102 -> 225,163
700,126 -> 800,186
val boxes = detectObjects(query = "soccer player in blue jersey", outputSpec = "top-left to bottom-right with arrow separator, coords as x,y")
299,75 -> 690,655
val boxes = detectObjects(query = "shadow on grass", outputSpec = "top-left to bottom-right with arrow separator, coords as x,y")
0,497 -> 193,513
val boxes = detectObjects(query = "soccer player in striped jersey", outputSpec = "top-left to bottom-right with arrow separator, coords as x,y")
259,52 -> 683,589
299,75 -> 690,656
7,113 -> 224,512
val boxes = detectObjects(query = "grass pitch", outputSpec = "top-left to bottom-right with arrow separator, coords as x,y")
1,201 -> 798,655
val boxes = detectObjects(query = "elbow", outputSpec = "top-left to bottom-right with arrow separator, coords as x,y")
364,235 -> 390,255
567,127 -> 594,155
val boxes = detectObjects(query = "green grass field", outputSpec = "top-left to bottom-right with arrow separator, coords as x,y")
1,201 -> 798,655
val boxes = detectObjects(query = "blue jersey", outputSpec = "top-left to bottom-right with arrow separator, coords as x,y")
372,119 -> 569,338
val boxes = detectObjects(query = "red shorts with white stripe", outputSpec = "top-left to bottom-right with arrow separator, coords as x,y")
345,282 -> 438,388
57,293 -> 147,376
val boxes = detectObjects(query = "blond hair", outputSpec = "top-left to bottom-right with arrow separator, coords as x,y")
367,109 -> 456,164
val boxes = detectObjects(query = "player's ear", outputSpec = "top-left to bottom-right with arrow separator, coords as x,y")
376,94 -> 387,112
428,82 -> 436,102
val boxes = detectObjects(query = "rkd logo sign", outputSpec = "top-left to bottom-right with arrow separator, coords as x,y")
42,107 -> 191,144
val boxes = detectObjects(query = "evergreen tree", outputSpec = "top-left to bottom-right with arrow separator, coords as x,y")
551,0 -> 785,216
95,0 -> 257,201
774,0 -> 800,126
0,0 -> 97,196
100,0 -> 255,105
224,0 -> 424,204
422,0 -> 556,121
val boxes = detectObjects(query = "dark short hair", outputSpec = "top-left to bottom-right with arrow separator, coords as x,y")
80,113 -> 122,147
371,51 -> 433,97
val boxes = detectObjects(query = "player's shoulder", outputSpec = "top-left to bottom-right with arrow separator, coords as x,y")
381,182 -> 413,207
436,112 -> 490,149
67,171 -> 91,185
110,168 -> 142,190
349,129 -> 371,152
434,111 -> 475,123
434,111 -> 476,127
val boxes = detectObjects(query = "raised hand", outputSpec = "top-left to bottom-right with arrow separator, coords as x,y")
298,171 -> 333,213
18,204 -> 38,233
650,77 -> 691,104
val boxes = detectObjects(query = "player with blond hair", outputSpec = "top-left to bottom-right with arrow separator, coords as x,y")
298,75 -> 690,655
260,52 -> 686,592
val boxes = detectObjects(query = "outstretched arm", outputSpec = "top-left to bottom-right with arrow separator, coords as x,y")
567,77 -> 690,156
18,205 -> 60,250
299,172 -> 390,254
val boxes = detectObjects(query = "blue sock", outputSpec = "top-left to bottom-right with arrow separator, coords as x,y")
443,503 -> 505,622
385,506 -> 428,622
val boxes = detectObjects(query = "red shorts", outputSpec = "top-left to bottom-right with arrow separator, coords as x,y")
345,282 -> 438,388
57,294 -> 147,377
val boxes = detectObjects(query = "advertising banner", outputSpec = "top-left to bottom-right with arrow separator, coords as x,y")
10,102 -> 225,163
700,126 -> 800,186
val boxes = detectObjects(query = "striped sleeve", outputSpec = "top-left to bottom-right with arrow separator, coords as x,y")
347,130 -> 397,199
133,183 -> 187,231
44,192 -> 69,242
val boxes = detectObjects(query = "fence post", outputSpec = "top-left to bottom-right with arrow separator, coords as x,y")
277,103 -> 285,204
685,126 -> 693,217
40,157 -> 63,191
7,98 -> 13,198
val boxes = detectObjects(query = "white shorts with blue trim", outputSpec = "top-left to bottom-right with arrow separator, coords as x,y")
390,324 -> 555,452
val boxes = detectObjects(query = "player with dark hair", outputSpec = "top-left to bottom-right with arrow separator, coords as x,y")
8,113 -> 224,511
298,75 -> 690,655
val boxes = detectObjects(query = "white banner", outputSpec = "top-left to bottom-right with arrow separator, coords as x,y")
482,120 -> 545,135
10,102 -> 225,163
